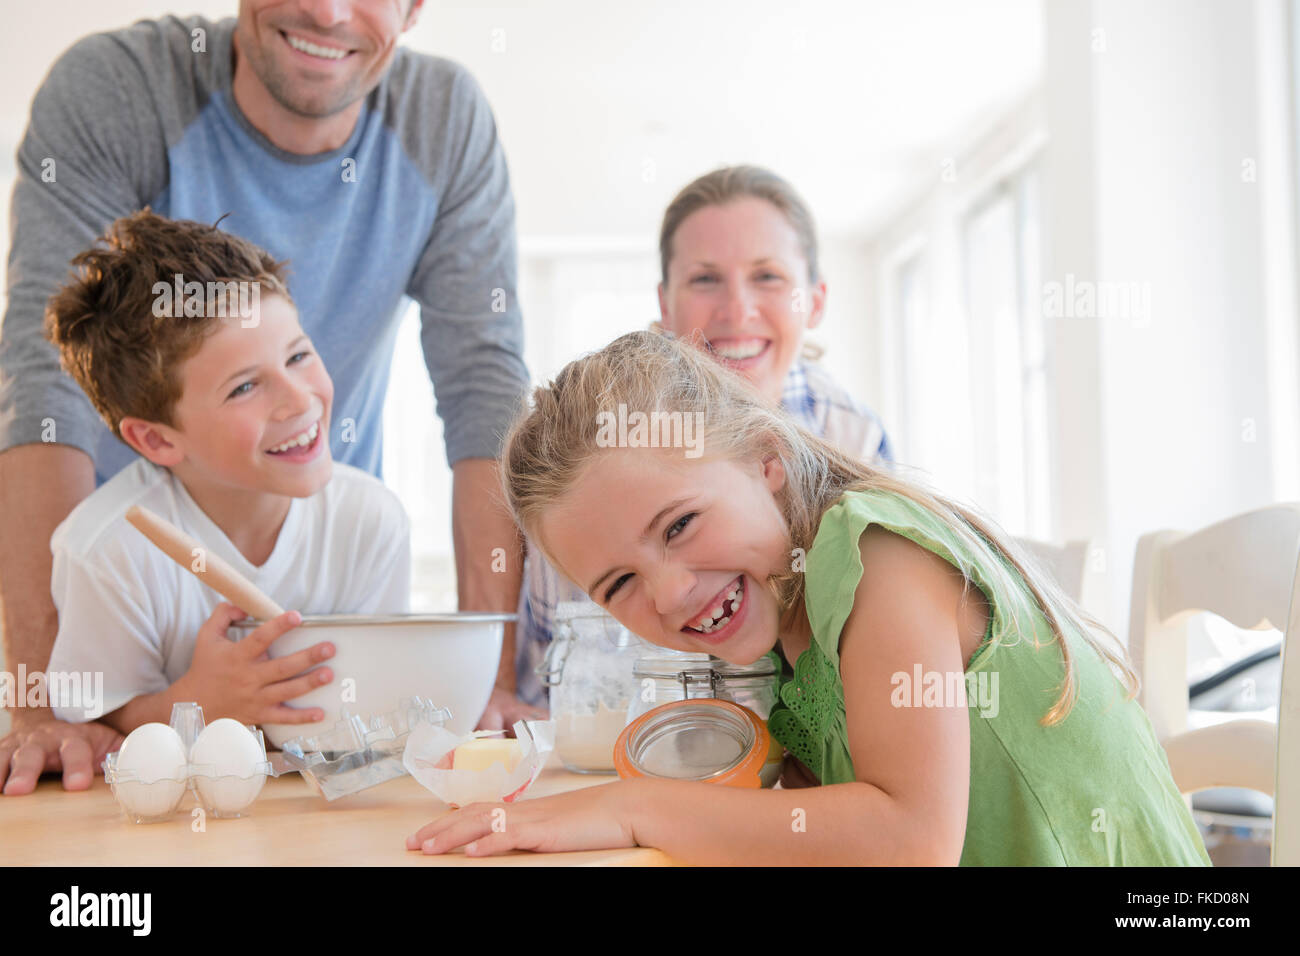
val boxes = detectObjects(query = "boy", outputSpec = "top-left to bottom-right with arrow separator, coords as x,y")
43,210 -> 410,735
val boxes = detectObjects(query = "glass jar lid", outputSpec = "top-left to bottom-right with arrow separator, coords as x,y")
632,650 -> 777,680
613,699 -> 770,787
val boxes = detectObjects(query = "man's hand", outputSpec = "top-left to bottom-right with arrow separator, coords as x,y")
475,684 -> 548,734
0,712 -> 123,795
0,443 -> 100,796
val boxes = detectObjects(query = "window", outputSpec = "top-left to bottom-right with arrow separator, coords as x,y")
891,252 -> 924,461
961,166 -> 1050,538
887,241 -> 976,510
885,159 -> 1050,540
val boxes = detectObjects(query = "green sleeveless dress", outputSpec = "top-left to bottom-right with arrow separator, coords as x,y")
766,488 -> 1211,866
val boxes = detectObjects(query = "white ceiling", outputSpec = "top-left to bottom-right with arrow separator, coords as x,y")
411,0 -> 1043,240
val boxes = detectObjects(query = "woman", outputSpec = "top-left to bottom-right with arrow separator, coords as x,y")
515,166 -> 893,708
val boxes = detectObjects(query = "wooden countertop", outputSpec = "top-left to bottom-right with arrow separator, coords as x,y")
0,753 -> 675,867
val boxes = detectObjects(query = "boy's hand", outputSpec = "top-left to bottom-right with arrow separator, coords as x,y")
173,604 -> 335,726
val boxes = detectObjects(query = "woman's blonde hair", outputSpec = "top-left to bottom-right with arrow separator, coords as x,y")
502,330 -> 1137,725
659,165 -> 820,285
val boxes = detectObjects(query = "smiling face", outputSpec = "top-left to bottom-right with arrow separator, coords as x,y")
127,292 -> 334,500
658,196 -> 827,404
537,448 -> 793,665
235,0 -> 422,118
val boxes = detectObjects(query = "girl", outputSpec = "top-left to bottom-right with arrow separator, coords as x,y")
515,165 -> 892,709
408,331 -> 1211,866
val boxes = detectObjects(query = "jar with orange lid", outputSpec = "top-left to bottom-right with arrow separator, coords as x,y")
614,698 -> 780,788
623,651 -> 784,787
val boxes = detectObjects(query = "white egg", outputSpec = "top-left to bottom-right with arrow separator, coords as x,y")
113,723 -> 189,820
189,718 -> 267,815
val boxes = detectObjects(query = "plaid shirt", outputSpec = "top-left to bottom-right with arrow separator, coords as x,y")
513,358 -> 893,706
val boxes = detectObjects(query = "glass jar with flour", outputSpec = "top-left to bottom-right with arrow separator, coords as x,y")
540,601 -> 648,773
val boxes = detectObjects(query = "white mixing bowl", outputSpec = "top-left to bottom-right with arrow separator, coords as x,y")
228,613 -> 512,749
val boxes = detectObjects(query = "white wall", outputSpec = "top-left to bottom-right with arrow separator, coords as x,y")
862,0 -> 1299,645
1041,0 -> 1299,634
812,237 -> 882,408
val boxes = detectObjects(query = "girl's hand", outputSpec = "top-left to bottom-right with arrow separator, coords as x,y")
405,781 -> 640,857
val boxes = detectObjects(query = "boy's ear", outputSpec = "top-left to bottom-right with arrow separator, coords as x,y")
119,416 -> 184,467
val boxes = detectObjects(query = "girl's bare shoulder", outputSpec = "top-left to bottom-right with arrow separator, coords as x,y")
850,525 -> 990,666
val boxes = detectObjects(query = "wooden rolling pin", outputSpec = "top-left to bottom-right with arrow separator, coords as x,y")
124,504 -> 285,621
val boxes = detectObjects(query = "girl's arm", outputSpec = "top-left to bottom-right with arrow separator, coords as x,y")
625,776 -> 951,866
633,525 -> 977,864
410,526 -> 977,864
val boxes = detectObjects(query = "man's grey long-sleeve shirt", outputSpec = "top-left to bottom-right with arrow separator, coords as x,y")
1,15 -> 529,481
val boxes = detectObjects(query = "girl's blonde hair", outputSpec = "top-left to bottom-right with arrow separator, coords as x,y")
502,330 -> 1137,725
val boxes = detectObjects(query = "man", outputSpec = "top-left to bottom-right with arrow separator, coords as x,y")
0,0 -> 539,796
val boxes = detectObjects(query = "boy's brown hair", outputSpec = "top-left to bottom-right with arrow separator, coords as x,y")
44,209 -> 290,439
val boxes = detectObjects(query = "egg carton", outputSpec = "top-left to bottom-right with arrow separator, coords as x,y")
102,702 -> 272,824
272,696 -> 453,801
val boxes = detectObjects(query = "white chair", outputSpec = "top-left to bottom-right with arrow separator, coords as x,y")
1015,537 -> 1092,605
1128,504 -> 1300,865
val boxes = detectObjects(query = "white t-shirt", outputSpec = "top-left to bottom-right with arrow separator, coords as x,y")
47,459 -> 411,721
